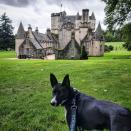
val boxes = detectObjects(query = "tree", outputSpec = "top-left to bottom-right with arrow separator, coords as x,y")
121,23 -> 131,51
103,29 -> 122,42
104,31 -> 114,42
102,0 -> 131,30
80,46 -> 88,60
0,13 -> 14,50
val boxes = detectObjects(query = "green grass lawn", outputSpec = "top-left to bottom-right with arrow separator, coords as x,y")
0,43 -> 131,130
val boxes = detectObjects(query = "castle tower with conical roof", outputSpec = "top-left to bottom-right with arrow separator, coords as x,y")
89,12 -> 96,30
15,22 -> 25,58
95,22 -> 103,40
90,22 -> 104,56
16,22 -> 25,39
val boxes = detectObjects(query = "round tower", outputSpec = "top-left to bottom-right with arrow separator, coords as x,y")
15,22 -> 25,58
51,13 -> 61,34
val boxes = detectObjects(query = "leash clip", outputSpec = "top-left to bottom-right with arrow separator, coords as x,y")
71,98 -> 77,110
71,105 -> 77,110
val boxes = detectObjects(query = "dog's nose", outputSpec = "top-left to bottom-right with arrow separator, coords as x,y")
51,96 -> 57,106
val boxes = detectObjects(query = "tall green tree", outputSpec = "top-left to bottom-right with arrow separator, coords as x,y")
121,23 -> 131,51
102,0 -> 131,30
0,13 -> 14,50
104,29 -> 122,42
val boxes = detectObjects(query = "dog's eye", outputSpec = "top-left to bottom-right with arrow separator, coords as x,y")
53,90 -> 59,94
56,91 -> 60,95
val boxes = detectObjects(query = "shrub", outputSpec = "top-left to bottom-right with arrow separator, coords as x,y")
80,46 -> 88,60
123,42 -> 131,51
104,45 -> 114,52
108,45 -> 114,51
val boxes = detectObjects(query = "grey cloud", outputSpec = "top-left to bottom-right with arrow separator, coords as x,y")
44,0 -> 86,6
44,0 -> 104,13
0,0 -> 36,7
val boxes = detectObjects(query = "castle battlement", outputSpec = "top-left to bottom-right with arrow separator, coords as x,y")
51,13 -> 61,17
51,9 -> 96,34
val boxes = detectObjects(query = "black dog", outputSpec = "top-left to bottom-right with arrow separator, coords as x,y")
50,74 -> 131,131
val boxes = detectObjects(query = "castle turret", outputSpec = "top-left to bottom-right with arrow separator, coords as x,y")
95,22 -> 103,40
80,9 -> 89,28
89,12 -> 96,30
51,13 -> 61,34
82,9 -> 89,23
15,22 -> 25,58
79,9 -> 89,42
16,22 -> 25,39
76,12 -> 80,20
91,12 -> 95,20
92,22 -> 104,56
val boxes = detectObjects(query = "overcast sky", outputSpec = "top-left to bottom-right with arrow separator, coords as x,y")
0,0 -> 106,34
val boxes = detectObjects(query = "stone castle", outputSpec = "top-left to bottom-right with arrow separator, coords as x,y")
15,9 -> 104,59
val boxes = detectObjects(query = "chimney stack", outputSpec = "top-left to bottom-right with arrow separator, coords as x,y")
82,9 -> 89,22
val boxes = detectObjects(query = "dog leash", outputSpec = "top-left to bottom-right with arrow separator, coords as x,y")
70,92 -> 78,131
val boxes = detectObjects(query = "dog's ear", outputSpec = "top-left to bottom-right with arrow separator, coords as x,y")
50,73 -> 58,88
62,74 -> 70,87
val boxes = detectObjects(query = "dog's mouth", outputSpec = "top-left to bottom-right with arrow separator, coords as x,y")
50,102 -> 59,106
51,100 -> 68,107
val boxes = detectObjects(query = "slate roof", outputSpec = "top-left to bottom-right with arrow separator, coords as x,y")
90,12 -> 95,20
95,22 -> 104,40
33,32 -> 45,42
60,38 -> 81,53
95,22 -> 103,36
16,22 -> 25,39
76,12 -> 81,20
81,34 -> 91,43
33,31 -> 55,43
29,38 -> 42,49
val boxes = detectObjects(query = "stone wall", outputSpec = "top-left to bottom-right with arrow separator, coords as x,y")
79,27 -> 88,41
75,29 -> 81,45
59,29 -> 72,49
64,40 -> 80,59
92,41 -> 104,56
15,39 -> 25,57
19,41 -> 44,58
51,15 -> 60,34
56,39 -> 81,59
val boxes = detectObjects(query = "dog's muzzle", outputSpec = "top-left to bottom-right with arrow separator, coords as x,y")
50,96 -> 58,106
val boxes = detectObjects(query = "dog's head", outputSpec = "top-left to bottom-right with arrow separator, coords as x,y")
50,73 -> 71,106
